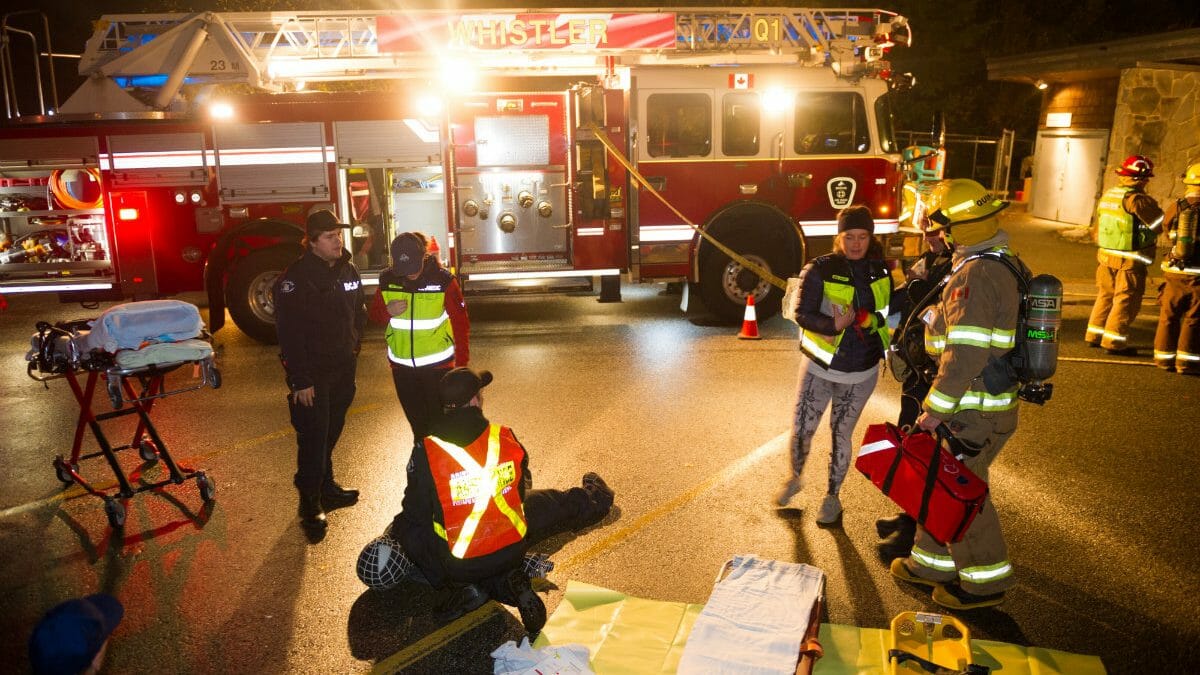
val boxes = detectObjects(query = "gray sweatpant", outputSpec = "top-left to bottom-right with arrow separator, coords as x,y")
788,366 -> 877,495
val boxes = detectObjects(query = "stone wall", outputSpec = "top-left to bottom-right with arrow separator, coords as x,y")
1106,64 -> 1200,205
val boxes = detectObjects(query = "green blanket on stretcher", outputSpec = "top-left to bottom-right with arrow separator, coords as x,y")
534,581 -> 1106,675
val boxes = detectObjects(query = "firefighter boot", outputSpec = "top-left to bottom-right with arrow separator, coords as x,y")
932,582 -> 1005,610
298,493 -> 327,529
889,557 -> 938,589
875,512 -> 917,539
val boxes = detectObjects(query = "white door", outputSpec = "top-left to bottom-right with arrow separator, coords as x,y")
1030,131 -> 1108,225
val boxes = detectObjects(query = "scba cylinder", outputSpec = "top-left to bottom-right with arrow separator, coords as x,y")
1022,274 -> 1062,381
1172,203 -> 1197,262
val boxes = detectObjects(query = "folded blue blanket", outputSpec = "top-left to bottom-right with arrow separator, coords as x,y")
86,300 -> 204,353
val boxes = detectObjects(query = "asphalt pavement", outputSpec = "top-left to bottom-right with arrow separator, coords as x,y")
0,210 -> 1197,674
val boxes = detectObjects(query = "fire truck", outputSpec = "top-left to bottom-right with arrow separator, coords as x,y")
0,7 -> 916,343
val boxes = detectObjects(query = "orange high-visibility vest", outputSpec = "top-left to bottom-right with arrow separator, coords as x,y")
425,424 -> 527,559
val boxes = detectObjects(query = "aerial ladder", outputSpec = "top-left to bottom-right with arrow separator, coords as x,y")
4,8 -> 910,117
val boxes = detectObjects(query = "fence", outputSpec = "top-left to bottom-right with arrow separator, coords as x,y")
897,130 -> 1034,197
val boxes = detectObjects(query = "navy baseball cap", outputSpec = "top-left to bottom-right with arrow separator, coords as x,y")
29,593 -> 124,675
390,233 -> 426,276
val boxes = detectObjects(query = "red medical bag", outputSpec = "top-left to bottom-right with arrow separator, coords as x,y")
855,423 -> 988,544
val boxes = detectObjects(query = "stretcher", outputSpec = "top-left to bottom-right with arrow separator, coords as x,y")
25,301 -> 220,529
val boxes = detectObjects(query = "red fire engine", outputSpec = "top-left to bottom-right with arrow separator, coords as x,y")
0,7 -> 915,342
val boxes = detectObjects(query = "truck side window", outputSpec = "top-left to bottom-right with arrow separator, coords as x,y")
646,93 -> 711,158
722,93 -> 760,157
793,92 -> 869,155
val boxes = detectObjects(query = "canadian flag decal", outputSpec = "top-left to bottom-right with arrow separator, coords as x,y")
729,73 -> 754,89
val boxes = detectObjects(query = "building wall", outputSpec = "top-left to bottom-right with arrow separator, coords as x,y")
1105,64 -> 1200,207
1039,79 -> 1119,132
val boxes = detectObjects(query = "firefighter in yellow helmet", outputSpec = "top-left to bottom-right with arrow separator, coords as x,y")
889,179 -> 1027,610
1086,155 -> 1164,355
1153,162 -> 1200,374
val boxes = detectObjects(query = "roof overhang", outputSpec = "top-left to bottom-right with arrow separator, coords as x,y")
986,28 -> 1200,85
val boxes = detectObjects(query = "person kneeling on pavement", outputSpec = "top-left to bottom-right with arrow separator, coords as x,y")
356,367 -> 615,637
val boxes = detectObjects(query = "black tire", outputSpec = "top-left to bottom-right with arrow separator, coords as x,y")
105,499 -> 126,529
54,459 -> 73,485
208,364 -> 222,390
698,237 -> 787,324
107,377 -> 123,409
138,440 -> 158,463
197,473 -> 216,502
225,247 -> 300,345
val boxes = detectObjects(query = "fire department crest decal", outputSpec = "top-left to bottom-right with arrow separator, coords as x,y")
827,178 -> 856,209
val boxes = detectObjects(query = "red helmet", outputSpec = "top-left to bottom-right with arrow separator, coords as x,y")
1115,155 -> 1154,179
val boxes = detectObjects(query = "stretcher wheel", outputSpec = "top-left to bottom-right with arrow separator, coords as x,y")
104,499 -> 126,529
197,473 -> 216,502
107,377 -> 123,409
138,440 -> 159,462
54,459 -> 75,485
208,363 -> 222,389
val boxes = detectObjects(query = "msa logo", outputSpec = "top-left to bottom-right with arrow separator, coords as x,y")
827,178 -> 856,209
343,280 -> 360,291
1030,297 -> 1059,309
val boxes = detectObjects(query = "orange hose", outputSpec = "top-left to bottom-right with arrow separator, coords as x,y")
49,168 -> 103,209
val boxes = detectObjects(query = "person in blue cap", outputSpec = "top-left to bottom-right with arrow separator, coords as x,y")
29,593 -> 124,675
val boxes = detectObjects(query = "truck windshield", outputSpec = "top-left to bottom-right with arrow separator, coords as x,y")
875,92 -> 899,155
793,92 -> 868,155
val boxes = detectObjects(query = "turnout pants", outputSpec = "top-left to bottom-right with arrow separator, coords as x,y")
1087,250 -> 1148,349
289,360 -> 357,495
905,408 -> 1019,596
789,366 -> 878,496
391,363 -> 451,448
1154,273 -> 1200,374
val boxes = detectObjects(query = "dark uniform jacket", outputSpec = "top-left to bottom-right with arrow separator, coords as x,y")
391,405 -> 533,588
794,254 -> 892,372
274,249 -> 367,391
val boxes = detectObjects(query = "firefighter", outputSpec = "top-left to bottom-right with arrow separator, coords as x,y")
1086,155 -> 1164,355
1153,162 -> 1200,375
878,212 -> 954,561
889,179 -> 1024,610
356,368 -> 615,636
777,205 -> 892,525
274,209 -> 367,531
369,232 -> 470,452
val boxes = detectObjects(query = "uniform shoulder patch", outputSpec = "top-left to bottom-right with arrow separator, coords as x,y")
951,286 -> 970,301
279,280 -> 296,293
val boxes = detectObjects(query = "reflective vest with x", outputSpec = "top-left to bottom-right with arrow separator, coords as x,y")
426,424 -> 527,559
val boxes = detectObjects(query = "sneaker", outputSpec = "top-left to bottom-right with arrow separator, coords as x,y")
506,568 -> 547,637
432,583 -> 489,623
932,582 -> 1005,610
522,552 -> 555,579
875,513 -> 916,538
815,494 -> 842,525
775,475 -> 803,506
889,557 -> 939,589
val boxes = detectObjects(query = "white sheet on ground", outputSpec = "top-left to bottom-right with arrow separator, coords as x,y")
677,555 -> 823,675
491,636 -> 593,674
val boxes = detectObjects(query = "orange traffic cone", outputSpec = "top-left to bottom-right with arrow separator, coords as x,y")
737,294 -> 761,340
427,235 -> 440,256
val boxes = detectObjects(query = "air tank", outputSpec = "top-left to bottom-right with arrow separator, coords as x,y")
1021,274 -> 1062,382
1172,203 -> 1197,262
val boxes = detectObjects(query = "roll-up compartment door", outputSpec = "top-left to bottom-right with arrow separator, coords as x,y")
334,120 -> 440,167
214,122 -> 328,203
0,137 -> 99,169
107,132 -> 208,187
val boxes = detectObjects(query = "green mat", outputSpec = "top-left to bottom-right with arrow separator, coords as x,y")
535,581 -> 1106,674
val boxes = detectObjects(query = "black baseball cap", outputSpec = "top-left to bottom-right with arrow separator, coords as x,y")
439,367 -> 493,408
305,209 -> 344,238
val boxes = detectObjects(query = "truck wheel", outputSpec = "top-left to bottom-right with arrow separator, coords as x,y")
226,247 -> 299,345
699,240 -> 785,324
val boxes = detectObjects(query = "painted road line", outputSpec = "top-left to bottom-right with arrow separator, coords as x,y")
1059,356 -> 1158,366
371,602 -> 504,674
0,403 -> 382,520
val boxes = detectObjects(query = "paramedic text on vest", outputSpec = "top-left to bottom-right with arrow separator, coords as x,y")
274,209 -> 367,532
1154,161 -> 1200,375
1086,155 -> 1165,355
370,231 -> 471,451
893,179 -> 1021,610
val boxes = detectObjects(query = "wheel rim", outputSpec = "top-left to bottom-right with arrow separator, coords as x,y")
719,254 -> 772,305
246,270 -> 281,324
